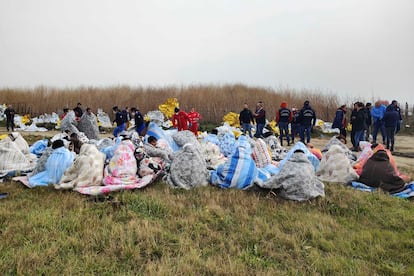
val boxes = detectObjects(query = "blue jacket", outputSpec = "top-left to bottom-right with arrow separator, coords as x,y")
371,105 -> 386,122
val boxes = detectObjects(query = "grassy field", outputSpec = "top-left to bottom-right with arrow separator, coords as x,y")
1,133 -> 414,274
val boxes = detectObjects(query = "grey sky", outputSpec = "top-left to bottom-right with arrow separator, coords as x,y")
1,0 -> 413,104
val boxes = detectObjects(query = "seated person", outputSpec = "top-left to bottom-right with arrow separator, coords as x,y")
144,136 -> 173,163
358,149 -> 406,194
29,140 -> 75,187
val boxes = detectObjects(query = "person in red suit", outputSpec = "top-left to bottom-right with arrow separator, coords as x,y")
172,107 -> 190,131
188,107 -> 202,136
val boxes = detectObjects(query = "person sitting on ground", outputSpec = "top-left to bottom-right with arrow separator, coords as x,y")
73,102 -> 83,119
60,108 -> 69,121
358,149 -> 406,194
69,133 -> 83,154
143,136 -> 173,163
28,139 -> 75,187
307,143 -> 322,160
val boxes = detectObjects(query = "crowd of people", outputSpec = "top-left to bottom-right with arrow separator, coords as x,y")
0,98 -> 412,200
334,100 -> 403,152
239,100 -> 316,146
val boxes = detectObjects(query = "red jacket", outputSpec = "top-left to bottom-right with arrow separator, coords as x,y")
172,111 -> 190,130
188,111 -> 201,124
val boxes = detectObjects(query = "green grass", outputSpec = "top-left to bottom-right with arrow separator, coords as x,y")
1,180 -> 413,275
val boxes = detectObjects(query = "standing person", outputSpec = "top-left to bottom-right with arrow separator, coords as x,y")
352,102 -> 366,151
364,102 -> 372,141
172,107 -> 190,131
131,107 -> 145,135
383,104 -> 399,152
112,106 -> 125,137
390,100 -> 403,134
290,107 -> 300,144
371,101 -> 386,144
275,101 -> 292,146
239,103 -> 254,138
332,104 -> 347,138
4,104 -> 16,132
122,107 -> 131,129
350,102 -> 358,148
253,101 -> 266,138
298,100 -> 316,144
73,102 -> 83,118
188,107 -> 202,137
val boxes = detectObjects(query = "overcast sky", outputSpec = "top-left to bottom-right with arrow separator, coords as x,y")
1,0 -> 413,104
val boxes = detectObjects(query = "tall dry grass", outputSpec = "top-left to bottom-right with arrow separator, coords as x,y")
0,84 -> 340,122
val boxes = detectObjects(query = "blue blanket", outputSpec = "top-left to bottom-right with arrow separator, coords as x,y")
351,181 -> 414,199
29,147 -> 75,187
210,136 -> 257,189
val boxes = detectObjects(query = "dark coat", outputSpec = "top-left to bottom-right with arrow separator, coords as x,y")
359,150 -> 406,193
239,108 -> 254,124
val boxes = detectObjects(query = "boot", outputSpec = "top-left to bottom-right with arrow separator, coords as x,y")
390,144 -> 394,152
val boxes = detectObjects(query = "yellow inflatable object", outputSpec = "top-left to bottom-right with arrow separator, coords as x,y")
346,123 -> 352,131
144,114 -> 150,122
0,134 -> 8,140
158,98 -> 179,119
223,112 -> 240,128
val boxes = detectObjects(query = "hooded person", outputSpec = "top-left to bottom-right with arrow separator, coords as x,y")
261,149 -> 325,201
166,143 -> 209,189
103,139 -> 141,185
316,145 -> 358,183
0,133 -> 36,175
56,144 -> 105,190
322,136 -> 357,163
28,140 -> 75,187
210,135 -> 258,189
358,149 -> 406,194
77,107 -> 100,140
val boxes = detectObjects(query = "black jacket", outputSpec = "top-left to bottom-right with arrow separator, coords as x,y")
239,108 -> 254,124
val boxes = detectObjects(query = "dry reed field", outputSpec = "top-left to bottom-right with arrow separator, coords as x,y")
0,85 -> 340,122
1,88 -> 413,274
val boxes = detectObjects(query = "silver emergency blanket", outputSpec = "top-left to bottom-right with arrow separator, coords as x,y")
146,110 -> 165,126
30,147 -> 53,176
172,130 -> 199,147
264,136 -> 288,161
322,136 -> 357,163
60,111 -> 79,134
77,112 -> 100,140
166,143 -> 209,189
316,145 -> 359,183
262,151 -> 325,201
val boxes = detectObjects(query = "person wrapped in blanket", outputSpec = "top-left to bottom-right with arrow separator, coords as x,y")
56,143 -> 105,190
358,148 -> 407,194
262,149 -> 325,201
28,140 -> 75,187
